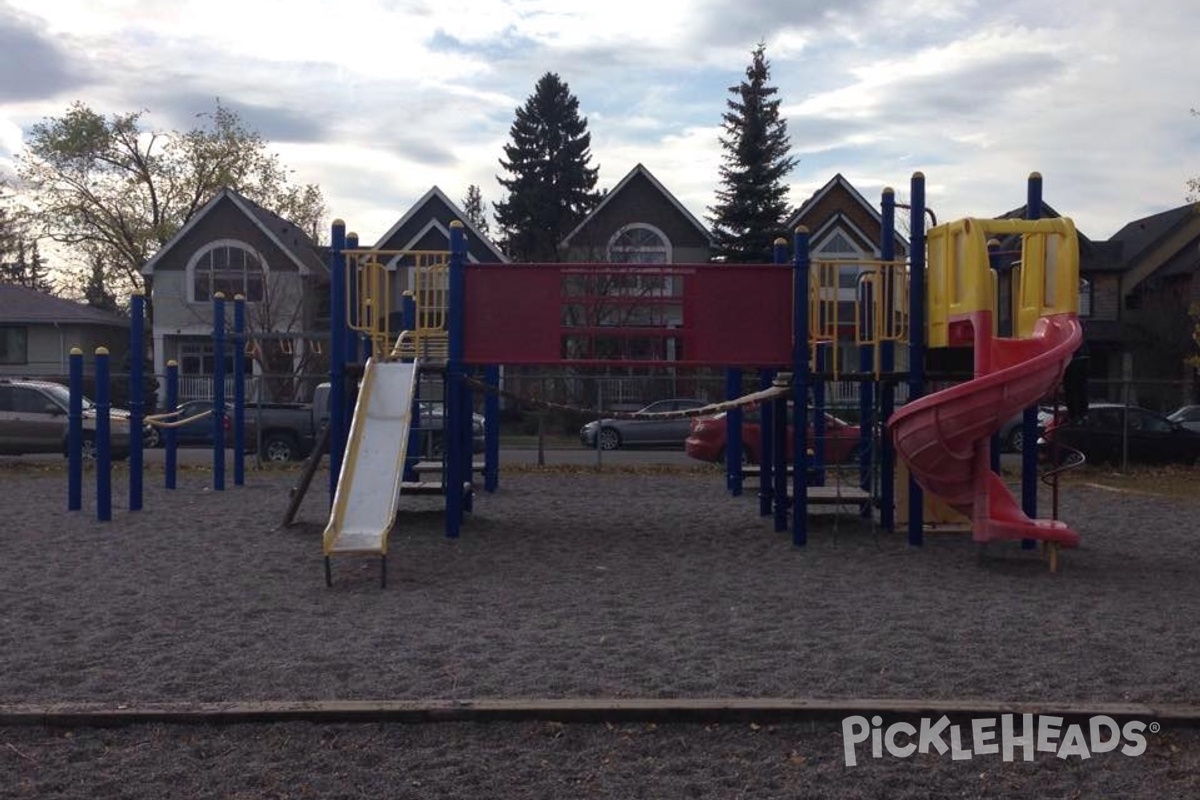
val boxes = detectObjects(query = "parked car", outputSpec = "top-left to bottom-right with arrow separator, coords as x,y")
579,399 -> 709,450
996,406 -> 1062,453
1039,403 -> 1200,466
0,378 -> 133,460
1166,404 -> 1200,434
413,401 -> 486,458
146,400 -> 260,453
685,403 -> 862,466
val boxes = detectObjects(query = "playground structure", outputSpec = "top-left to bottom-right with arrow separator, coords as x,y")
319,170 -> 1084,582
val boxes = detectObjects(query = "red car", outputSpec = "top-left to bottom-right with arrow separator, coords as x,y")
685,404 -> 862,466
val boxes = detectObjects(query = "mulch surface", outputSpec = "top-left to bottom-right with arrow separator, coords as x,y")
2,464 -> 1198,798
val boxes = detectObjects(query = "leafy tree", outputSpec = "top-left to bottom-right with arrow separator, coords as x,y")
494,72 -> 600,261
462,184 -> 490,235
708,43 -> 798,263
18,100 -> 325,303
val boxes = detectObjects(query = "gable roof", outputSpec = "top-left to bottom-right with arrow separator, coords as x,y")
373,186 -> 508,263
559,163 -> 713,248
0,284 -> 130,326
140,187 -> 325,276
786,173 -> 909,253
1109,203 -> 1200,290
997,203 -> 1132,274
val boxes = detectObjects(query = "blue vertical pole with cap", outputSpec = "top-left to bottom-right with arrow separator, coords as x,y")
233,294 -> 246,486
95,347 -> 112,521
879,188 -> 896,531
484,364 -> 500,493
129,293 -> 145,511
792,226 -> 811,546
771,238 -> 790,533
329,220 -> 347,505
165,360 -> 178,490
68,347 -> 83,511
907,172 -> 927,546
212,293 -> 226,491
445,221 -> 466,538
724,367 -> 742,496
1021,172 -> 1043,548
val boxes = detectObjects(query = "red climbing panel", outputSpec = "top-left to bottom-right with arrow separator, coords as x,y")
462,263 -> 795,367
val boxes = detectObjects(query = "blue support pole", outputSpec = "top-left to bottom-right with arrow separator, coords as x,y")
68,348 -> 83,511
129,293 -> 144,512
758,369 -> 774,517
165,360 -> 178,490
484,364 -> 500,493
907,172 -> 927,546
792,226 -> 812,547
212,293 -> 226,492
329,220 -> 347,505
812,347 -> 826,487
987,239 -> 1004,475
95,347 -> 112,522
400,292 -> 421,483
724,368 -> 743,496
772,375 -> 788,533
233,295 -> 246,487
1021,172 -> 1043,548
879,188 -> 897,531
445,221 -> 467,538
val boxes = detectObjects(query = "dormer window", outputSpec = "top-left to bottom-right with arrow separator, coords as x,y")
189,241 -> 266,303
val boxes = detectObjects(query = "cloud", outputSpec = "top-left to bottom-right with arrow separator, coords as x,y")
0,4 -> 90,101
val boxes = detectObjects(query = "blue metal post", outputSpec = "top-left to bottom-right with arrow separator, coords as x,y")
758,369 -> 774,517
772,374 -> 788,533
95,347 -> 112,522
445,221 -> 467,537
165,360 -> 178,490
400,292 -> 421,483
1021,172 -> 1043,547
68,348 -> 83,511
879,188 -> 897,531
129,293 -> 144,511
907,173 -> 927,546
812,347 -> 826,486
724,368 -> 743,496
792,226 -> 812,546
212,293 -> 226,492
329,220 -> 347,505
233,295 -> 246,487
987,239 -> 1004,475
484,364 -> 500,492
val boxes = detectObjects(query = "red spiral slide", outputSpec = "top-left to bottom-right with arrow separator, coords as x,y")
889,313 -> 1082,546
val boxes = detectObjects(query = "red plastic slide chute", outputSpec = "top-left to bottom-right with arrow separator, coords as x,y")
888,312 -> 1082,547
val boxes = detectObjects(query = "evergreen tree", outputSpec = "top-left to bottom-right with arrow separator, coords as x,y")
28,241 -> 54,294
462,184 -> 490,235
82,252 -> 121,313
494,72 -> 600,261
708,43 -> 798,263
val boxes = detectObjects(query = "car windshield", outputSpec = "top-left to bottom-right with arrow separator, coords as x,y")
41,383 -> 94,410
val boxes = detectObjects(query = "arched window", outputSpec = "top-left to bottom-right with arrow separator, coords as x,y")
608,224 -> 671,264
189,241 -> 266,303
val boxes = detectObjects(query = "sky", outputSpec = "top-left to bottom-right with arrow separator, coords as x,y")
1,0 -> 1199,249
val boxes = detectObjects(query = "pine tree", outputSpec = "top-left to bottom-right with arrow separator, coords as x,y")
82,252 -> 121,313
462,184 -> 490,236
28,241 -> 54,294
708,43 -> 798,263
494,72 -> 600,261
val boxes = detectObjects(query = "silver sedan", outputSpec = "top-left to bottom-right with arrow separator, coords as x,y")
579,399 -> 708,450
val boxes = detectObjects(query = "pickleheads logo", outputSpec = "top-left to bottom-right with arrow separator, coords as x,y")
841,714 -> 1153,767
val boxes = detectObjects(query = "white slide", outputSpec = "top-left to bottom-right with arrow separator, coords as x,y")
323,359 -> 419,567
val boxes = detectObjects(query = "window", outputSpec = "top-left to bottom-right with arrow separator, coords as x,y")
1078,278 -> 1092,317
0,326 -> 28,365
608,224 -> 671,265
178,340 -> 253,376
0,386 -> 51,414
190,242 -> 265,303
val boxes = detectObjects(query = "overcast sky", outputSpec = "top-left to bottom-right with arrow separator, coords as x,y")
2,0 -> 1198,246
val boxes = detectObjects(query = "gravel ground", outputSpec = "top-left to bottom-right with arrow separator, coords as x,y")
1,463 -> 1198,797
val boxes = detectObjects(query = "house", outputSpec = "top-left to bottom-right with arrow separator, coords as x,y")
140,187 -> 328,404
785,174 -> 911,380
0,284 -> 131,383
1101,203 -> 1200,407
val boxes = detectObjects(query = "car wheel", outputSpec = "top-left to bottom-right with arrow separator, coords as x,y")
845,444 -> 863,467
80,435 -> 98,461
144,426 -> 161,449
261,433 -> 299,462
597,427 -> 621,450
1006,427 -> 1024,454
715,446 -> 756,466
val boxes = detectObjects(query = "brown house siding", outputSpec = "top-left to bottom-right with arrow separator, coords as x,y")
1089,273 -> 1120,321
565,173 -> 710,262
150,197 -> 299,274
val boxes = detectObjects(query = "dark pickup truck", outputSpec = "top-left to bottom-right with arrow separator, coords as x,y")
245,383 -> 331,462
